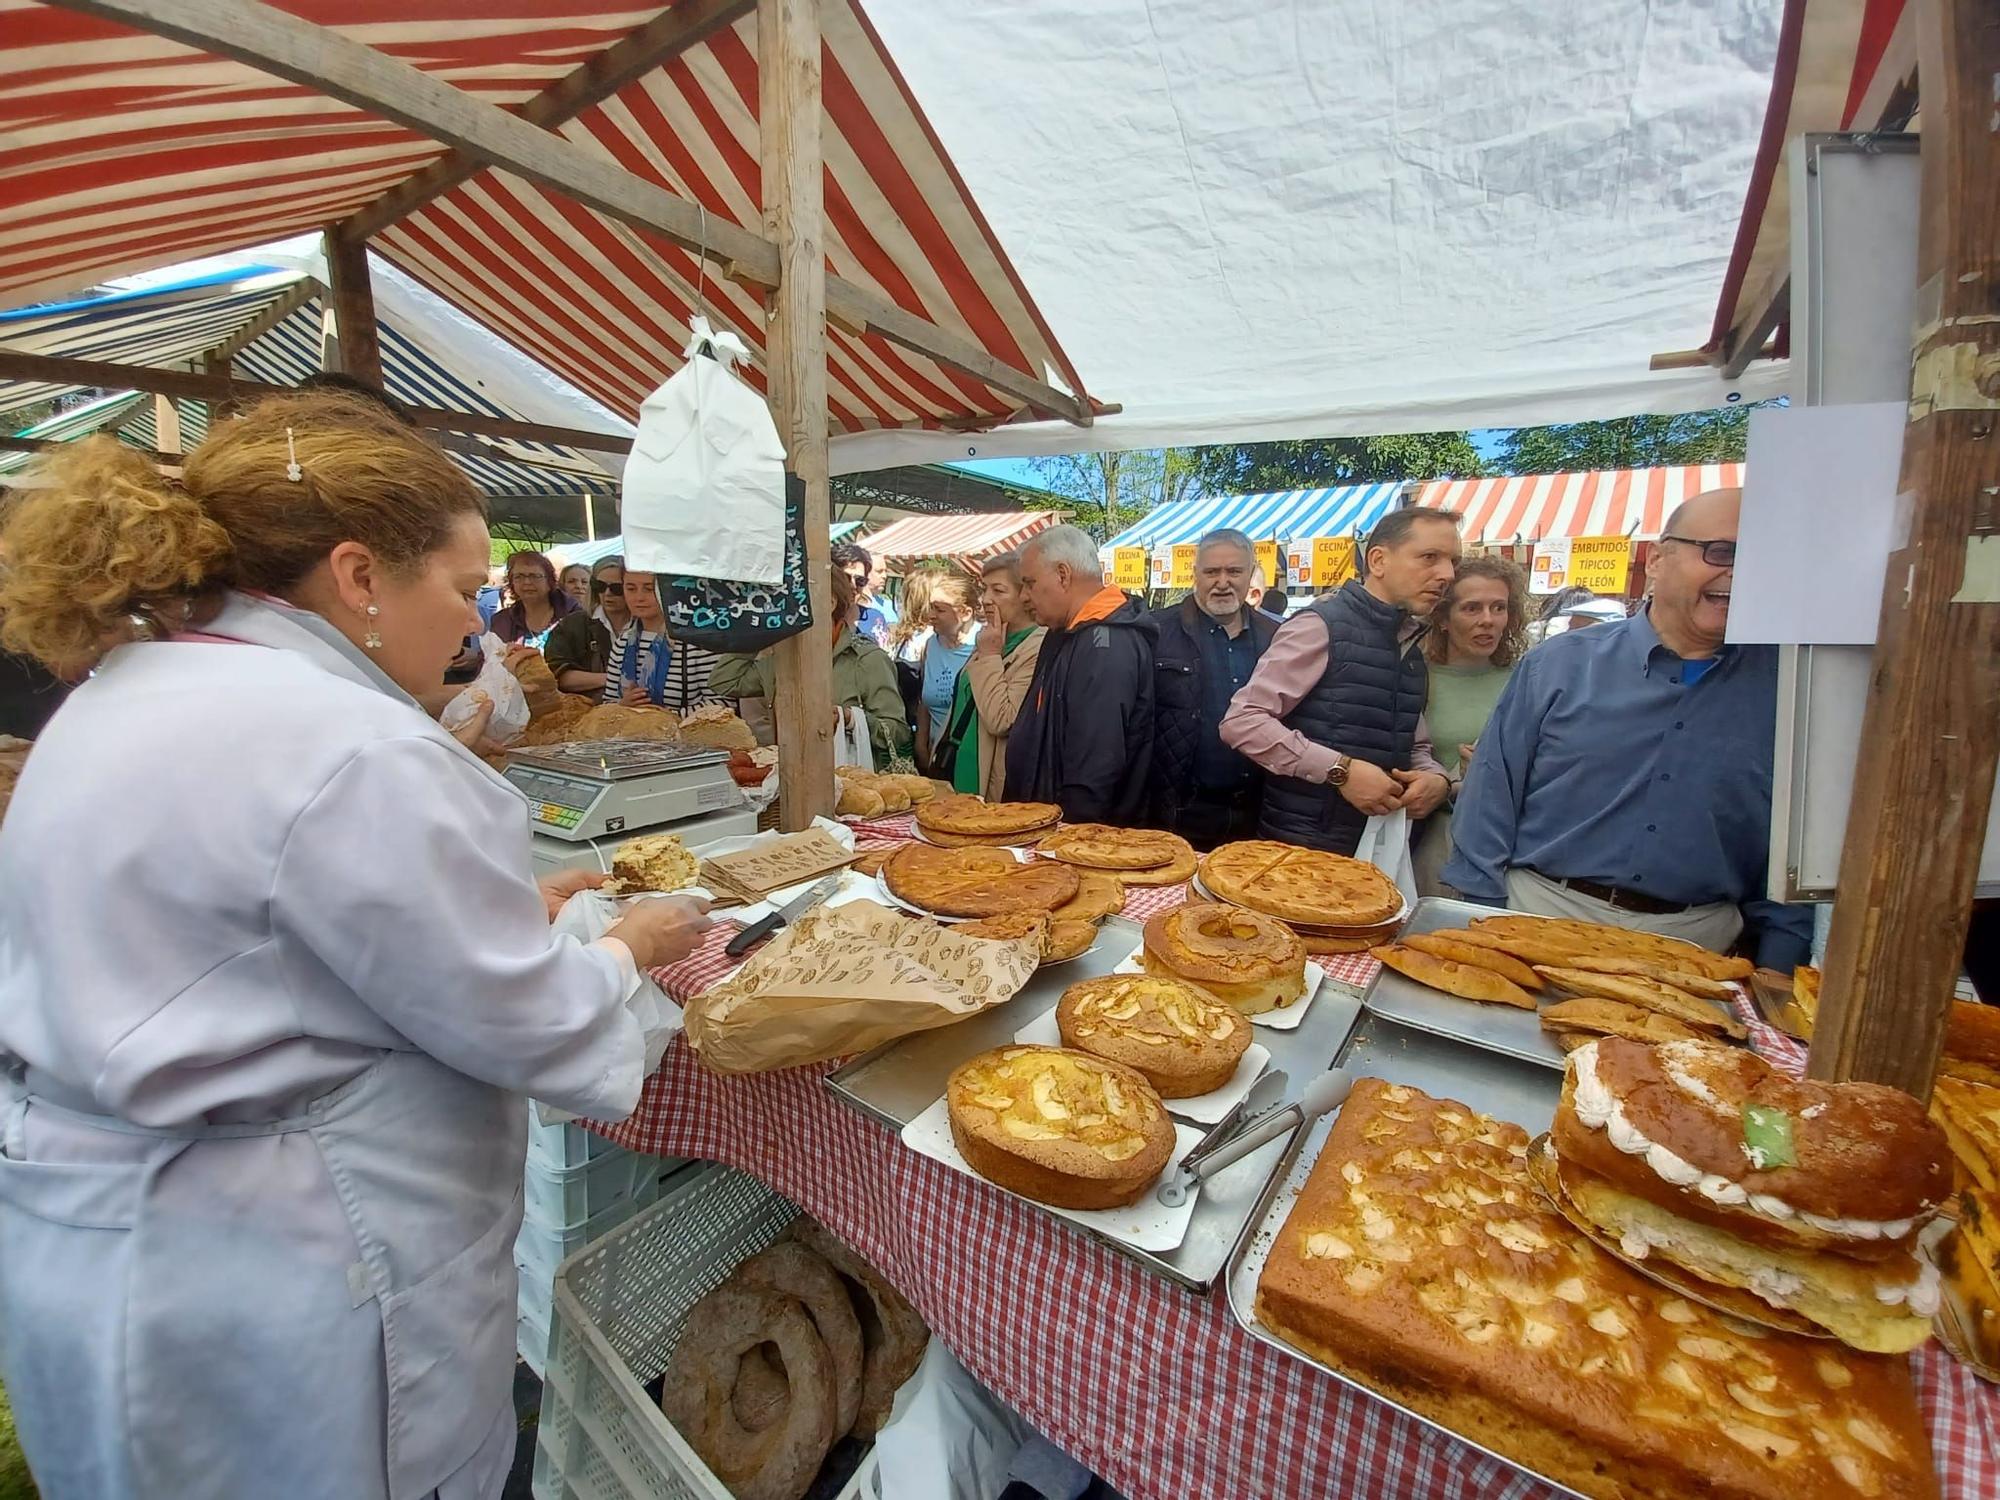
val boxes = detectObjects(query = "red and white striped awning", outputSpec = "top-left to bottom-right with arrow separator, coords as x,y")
1708,0 -> 1913,354
0,1 -> 1094,436
1414,465 -> 1746,545
857,509 -> 1062,573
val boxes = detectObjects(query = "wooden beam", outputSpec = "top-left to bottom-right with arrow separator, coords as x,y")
762,0 -> 835,829
204,350 -> 237,423
1809,0 -> 2000,1094
332,0 -> 755,245
206,276 -> 321,364
1719,269 -> 1788,380
0,434 -> 162,463
324,235 -> 383,387
152,393 -> 182,455
0,350 -> 635,455
46,0 -> 1095,429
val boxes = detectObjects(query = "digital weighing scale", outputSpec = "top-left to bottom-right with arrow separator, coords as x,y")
503,739 -> 759,876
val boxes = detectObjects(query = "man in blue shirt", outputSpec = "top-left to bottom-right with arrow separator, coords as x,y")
1443,488 -> 1812,970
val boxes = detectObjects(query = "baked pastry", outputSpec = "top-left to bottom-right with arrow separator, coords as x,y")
1397,932 -> 1542,990
1540,953 -> 1739,1003
1297,930 -> 1379,956
1945,998 -> 2000,1088
1372,943 -> 1535,1010
1539,997 -> 1709,1049
1534,966 -> 1745,1039
1198,840 -> 1402,926
1256,1078 -> 1937,1500
1464,915 -> 1754,982
1932,1074 -> 2000,1196
1036,824 -> 1190,871
957,910 -> 1092,962
787,1219 -> 928,1438
1141,902 -> 1307,1016
609,832 -> 699,893
503,644 -> 566,719
946,1045 -> 1175,1209
834,779 -> 886,819
915,794 -> 1062,839
882,842 -> 1080,919
571,702 -> 682,741
659,1281 -> 838,1500
1048,869 -> 1126,922
1056,974 -> 1250,1097
679,704 -> 759,752
1930,1076 -> 2000,1373
1042,919 -> 1098,962
1550,1037 -> 1949,1351
1114,844 -> 1198,887
732,1240 -> 865,1439
917,822 -> 1059,848
848,846 -> 896,879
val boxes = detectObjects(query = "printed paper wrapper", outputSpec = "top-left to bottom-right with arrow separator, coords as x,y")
682,899 -> 1040,1074
701,826 -> 853,902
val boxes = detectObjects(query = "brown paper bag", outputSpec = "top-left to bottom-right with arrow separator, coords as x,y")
702,828 -> 853,904
681,899 -> 1041,1074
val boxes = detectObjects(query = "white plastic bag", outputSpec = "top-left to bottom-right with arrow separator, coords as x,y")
440,633 -> 531,744
1355,808 -> 1419,908
552,889 -> 680,1076
870,1338 -> 1034,1500
835,706 -> 875,772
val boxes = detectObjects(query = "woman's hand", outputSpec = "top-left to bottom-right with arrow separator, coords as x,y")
538,868 -> 609,921
607,896 -> 714,970
621,679 -> 654,706
446,690 -> 508,756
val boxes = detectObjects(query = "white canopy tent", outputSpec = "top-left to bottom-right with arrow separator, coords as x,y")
833,0 -> 1790,471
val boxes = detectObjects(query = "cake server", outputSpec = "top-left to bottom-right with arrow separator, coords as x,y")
1156,1066 -> 1358,1207
724,872 -> 844,957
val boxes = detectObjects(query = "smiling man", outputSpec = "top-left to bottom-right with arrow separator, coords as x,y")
1220,508 -> 1460,856
1442,487 -> 1812,969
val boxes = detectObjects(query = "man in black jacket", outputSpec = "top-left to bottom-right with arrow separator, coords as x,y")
1147,529 -> 1279,848
1006,524 -> 1158,825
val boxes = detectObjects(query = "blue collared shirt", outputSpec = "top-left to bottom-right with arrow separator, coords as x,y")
1442,610 -> 1811,967
1194,611 -> 1260,791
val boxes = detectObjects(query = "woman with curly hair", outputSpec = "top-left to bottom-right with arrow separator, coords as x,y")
1415,554 -> 1528,895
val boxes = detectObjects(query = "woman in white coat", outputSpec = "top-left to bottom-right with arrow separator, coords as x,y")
0,394 -> 711,1500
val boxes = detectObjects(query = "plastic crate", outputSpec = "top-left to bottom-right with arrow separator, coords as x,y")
535,1165 -> 865,1500
516,1177 -> 661,1310
524,1148 -> 653,1231
526,1100 -> 620,1171
519,1296 -> 553,1379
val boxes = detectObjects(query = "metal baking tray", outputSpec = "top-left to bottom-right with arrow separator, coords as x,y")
1358,895 -> 1568,1070
1224,1011 -> 1579,1497
824,915 -> 1368,1292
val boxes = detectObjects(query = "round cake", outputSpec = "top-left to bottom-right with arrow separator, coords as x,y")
916,794 -> 1062,839
1197,839 -> 1402,927
1141,901 -> 1308,1015
946,1045 -> 1174,1209
1056,974 -> 1250,1097
883,843 -> 1080,919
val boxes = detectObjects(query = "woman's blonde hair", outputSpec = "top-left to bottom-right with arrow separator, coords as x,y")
889,564 -> 949,649
0,392 -> 484,674
1423,554 -> 1529,668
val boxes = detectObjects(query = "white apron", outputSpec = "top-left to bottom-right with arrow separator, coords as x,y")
0,1048 -> 523,1500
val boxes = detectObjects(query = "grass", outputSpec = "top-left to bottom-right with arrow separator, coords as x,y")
0,1381 -> 35,1500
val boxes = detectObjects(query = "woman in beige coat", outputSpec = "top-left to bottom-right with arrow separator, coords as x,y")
947,551 -> 1044,799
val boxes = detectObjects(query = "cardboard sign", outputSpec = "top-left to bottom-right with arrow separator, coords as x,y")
1111,546 -> 1149,590
1530,535 -> 1630,595
1170,543 -> 1198,588
1312,536 -> 1357,590
1287,542 -> 1313,587
1253,539 -> 1279,585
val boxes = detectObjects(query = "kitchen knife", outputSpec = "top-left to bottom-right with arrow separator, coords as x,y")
723,872 -> 845,958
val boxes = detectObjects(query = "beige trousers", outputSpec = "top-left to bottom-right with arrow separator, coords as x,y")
1503,867 -> 1744,954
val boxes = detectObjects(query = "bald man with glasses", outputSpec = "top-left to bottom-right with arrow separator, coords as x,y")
1443,487 -> 1812,970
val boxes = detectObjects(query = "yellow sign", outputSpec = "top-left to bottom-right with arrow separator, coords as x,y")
1170,543 -> 1197,588
1312,536 -> 1357,590
1253,539 -> 1279,585
1530,535 -> 1629,595
1111,546 -> 1148,590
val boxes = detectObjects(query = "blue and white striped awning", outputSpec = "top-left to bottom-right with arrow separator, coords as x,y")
0,390 -> 146,474
1102,484 -> 1409,551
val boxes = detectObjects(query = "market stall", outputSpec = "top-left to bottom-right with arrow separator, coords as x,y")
1098,482 -> 1404,596
853,510 -> 1067,576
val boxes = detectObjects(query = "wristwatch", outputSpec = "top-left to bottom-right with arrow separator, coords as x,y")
1326,753 -> 1351,787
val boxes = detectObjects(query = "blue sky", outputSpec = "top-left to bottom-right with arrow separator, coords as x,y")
955,430 -> 1511,494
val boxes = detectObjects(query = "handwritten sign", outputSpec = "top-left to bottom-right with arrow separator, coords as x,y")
1312,536 -> 1357,590
1170,543 -> 1198,588
1112,546 -> 1148,590
1253,539 -> 1279,585
1530,535 -> 1630,595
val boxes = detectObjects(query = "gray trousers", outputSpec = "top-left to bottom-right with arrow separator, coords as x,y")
1503,867 -> 1744,954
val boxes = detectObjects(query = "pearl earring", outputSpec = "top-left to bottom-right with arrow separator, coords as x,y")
364,604 -> 382,651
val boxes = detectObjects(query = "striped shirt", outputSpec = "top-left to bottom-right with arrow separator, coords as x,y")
602,628 -> 723,716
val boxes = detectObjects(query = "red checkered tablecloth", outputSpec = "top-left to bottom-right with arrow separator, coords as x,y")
590,831 -> 2000,1499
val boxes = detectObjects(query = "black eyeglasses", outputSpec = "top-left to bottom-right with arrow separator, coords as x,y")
1660,534 -> 1737,568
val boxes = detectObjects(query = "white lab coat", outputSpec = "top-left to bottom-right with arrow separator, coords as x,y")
0,596 -> 657,1500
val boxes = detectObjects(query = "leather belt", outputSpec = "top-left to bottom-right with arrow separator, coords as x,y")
1528,870 -> 1701,917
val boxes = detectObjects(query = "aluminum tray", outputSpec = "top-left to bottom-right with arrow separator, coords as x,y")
1224,1012 -> 1578,1497
1359,895 -> 1568,1069
824,915 -> 1367,1292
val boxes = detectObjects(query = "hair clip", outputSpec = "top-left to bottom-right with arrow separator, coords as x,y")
285,428 -> 303,483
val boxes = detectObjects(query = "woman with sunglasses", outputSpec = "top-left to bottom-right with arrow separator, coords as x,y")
543,556 -> 628,696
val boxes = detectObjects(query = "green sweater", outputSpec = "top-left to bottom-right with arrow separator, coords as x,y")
1425,660 -> 1514,775
709,629 -> 912,762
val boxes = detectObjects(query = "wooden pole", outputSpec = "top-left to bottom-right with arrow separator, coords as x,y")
203,351 -> 236,423
325,234 -> 384,388
584,492 -> 596,542
151,394 -> 182,456
760,0 -> 834,828
1809,0 -> 2000,1094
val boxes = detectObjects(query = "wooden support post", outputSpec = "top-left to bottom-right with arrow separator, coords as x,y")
151,394 -> 182,455
1809,0 -> 2000,1094
204,351 -> 236,423
325,234 -> 384,388
583,493 -> 596,542
760,0 -> 834,829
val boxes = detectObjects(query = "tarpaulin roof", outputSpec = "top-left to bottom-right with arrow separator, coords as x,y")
1102,485 -> 1405,552
0,388 -> 143,473
551,519 -> 865,570
1709,0 -> 1913,355
0,1 -> 1093,438
857,509 -> 1063,572
1414,464 -> 1746,544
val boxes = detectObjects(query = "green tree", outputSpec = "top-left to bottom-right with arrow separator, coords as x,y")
1027,449 -> 1203,539
1496,408 -> 1752,473
1182,432 -> 1482,495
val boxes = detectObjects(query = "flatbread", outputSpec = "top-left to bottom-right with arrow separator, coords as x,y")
1199,840 -> 1402,926
1540,953 -> 1740,1002
883,843 -> 1081,919
1466,915 -> 1754,981
1037,824 -> 1189,871
916,794 -> 1063,838
1538,997 -> 1710,1048
1397,933 -> 1542,990
1532,966 -> 1747,1039
1371,943 -> 1537,1009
